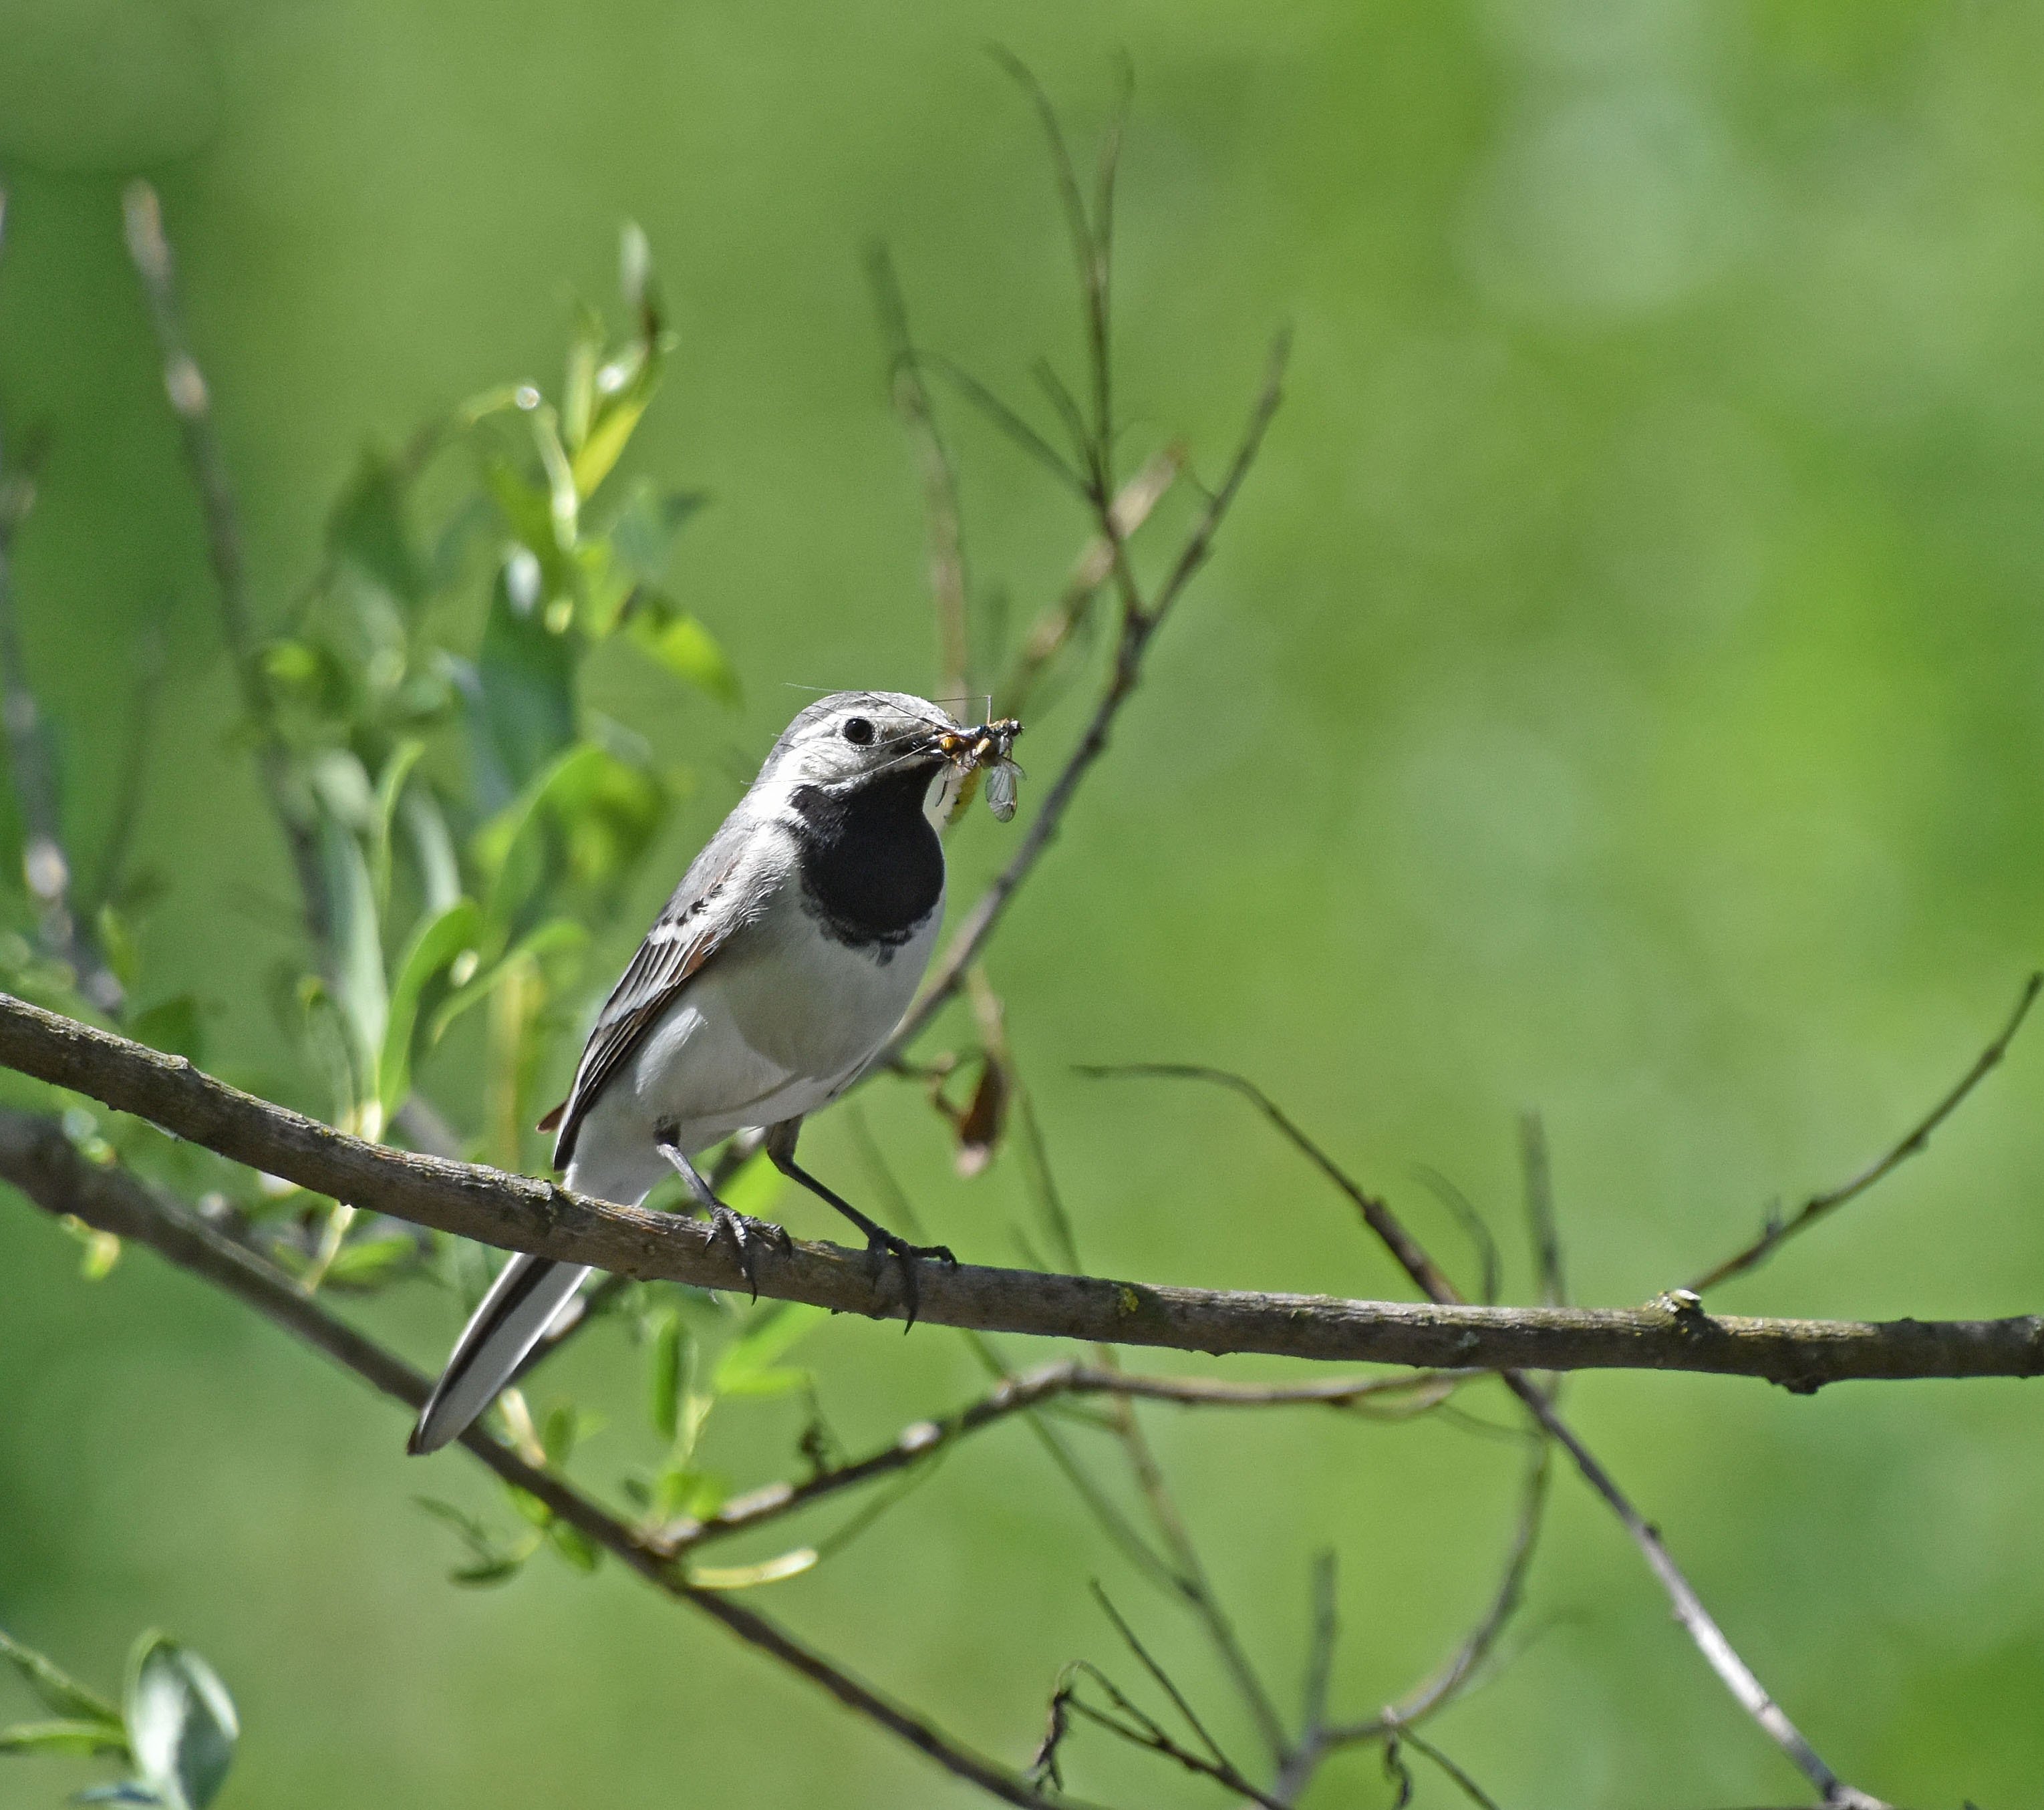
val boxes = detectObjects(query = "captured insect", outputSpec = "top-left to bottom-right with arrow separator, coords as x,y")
938,717 -> 1025,821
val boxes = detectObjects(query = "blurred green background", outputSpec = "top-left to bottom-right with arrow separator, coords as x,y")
4,0 -> 2044,1804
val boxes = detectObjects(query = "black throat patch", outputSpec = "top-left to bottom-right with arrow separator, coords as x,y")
788,760 -> 945,953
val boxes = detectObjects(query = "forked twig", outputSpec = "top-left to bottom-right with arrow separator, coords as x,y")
1687,971 -> 2042,1295
887,333 -> 1287,1063
1097,1062 -> 1892,1809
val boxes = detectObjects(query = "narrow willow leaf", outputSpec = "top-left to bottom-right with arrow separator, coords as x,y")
684,1548 -> 818,1592
327,448 -> 426,609
474,552 -> 576,795
319,1234 -> 418,1290
647,1310 -> 684,1443
424,919 -> 586,1047
712,1301 -> 826,1396
548,1522 -> 601,1573
0,1716 -> 129,1757
628,607 -> 740,706
376,897 -> 482,1114
369,739 -> 427,911
605,481 -> 707,589
316,816 -> 386,1092
0,1628 -> 119,1723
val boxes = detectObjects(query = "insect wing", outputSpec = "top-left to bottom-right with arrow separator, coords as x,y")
985,758 -> 1020,821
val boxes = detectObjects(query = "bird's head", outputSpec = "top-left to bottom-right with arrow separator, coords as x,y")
762,692 -> 963,792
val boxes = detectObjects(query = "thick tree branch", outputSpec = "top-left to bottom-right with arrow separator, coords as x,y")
0,1105 -> 1107,1810
2,996 -> 2042,1398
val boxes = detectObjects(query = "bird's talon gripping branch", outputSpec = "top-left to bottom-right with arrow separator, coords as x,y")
862,1230 -> 955,1332
711,1205 -> 794,1300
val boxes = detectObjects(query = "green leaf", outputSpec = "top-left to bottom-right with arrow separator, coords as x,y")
470,740 -> 607,917
606,481 -> 707,589
369,739 -> 427,911
571,393 -> 651,502
647,1309 -> 685,1443
398,787 -> 462,915
95,904 -> 142,994
712,1301 -> 826,1397
450,1556 -> 525,1588
126,996 -> 203,1066
308,748 -> 377,832
649,1462 -> 728,1522
123,1635 -> 237,1810
474,551 -> 577,796
527,402 -> 579,551
540,1402 -> 579,1468
327,448 -> 426,610
548,1521 -> 601,1573
629,606 -> 740,706
316,816 -> 386,1093
0,1716 -> 130,1758
573,538 -> 635,641
561,306 -> 604,454
425,918 -> 587,1047
619,220 -> 659,330
503,1486 -> 553,1531
685,1547 -> 819,1592
0,1628 -> 119,1724
482,459 -> 559,564
319,1234 -> 418,1290
377,898 -> 482,1115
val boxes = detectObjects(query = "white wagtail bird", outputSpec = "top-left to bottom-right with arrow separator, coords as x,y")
408,691 -> 1021,1456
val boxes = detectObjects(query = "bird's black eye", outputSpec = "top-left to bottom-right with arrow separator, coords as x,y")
842,716 -> 876,746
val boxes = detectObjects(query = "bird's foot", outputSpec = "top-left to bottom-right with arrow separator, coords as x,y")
863,1228 -> 956,1332
710,1206 -> 794,1300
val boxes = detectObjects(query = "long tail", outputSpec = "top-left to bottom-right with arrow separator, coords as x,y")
407,1255 -> 591,1455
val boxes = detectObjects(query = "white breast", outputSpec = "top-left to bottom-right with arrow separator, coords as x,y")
560,879 -> 942,1208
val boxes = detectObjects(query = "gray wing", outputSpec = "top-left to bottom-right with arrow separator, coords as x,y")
543,813 -> 779,1169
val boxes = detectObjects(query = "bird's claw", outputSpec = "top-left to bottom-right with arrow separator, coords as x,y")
863,1230 -> 956,1332
711,1206 -> 794,1300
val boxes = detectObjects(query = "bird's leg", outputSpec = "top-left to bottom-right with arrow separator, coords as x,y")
763,1119 -> 954,1331
655,1134 -> 791,1301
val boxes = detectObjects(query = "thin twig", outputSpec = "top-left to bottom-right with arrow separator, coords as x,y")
84,620 -> 166,923
1,994 -> 2040,1394
1105,1063 -> 1892,1809
1687,972 -> 2043,1295
996,446 -> 1181,723
661,1362 -> 1457,1551
1326,1434 -> 1551,1742
1101,1379 -> 1292,1765
1389,1727 -> 1503,1810
1273,1435 -> 1550,1804
120,182 -> 329,953
0,1106 -> 1113,1810
0,201 -> 122,1014
868,246 -> 972,704
1050,1660 -> 1285,1808
885,334 -> 1287,1063
1520,1110 -> 1565,1309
